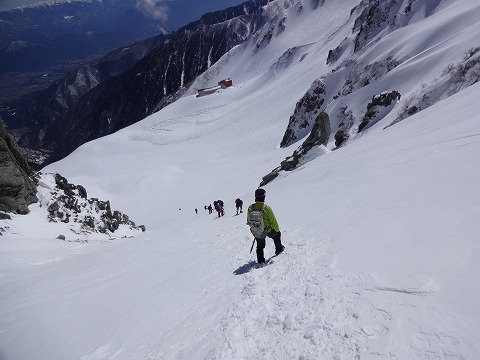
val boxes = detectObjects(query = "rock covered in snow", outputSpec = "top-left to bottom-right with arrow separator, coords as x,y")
40,173 -> 146,237
280,79 -> 326,147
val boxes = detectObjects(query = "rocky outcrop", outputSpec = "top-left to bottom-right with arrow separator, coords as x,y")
0,115 -> 145,236
358,90 -> 401,132
0,118 -> 37,215
43,173 -> 146,235
334,129 -> 349,148
353,0 -> 403,52
280,79 -> 326,147
261,112 -> 330,186
339,57 -> 400,97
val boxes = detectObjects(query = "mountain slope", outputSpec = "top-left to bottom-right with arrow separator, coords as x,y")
2,34 -> 168,166
4,0 -> 277,165
1,0 -> 479,359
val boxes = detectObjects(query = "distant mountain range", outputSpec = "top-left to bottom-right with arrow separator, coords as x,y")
1,0 -> 273,166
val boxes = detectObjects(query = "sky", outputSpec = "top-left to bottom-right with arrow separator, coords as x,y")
0,0 -> 248,31
1,0 -> 480,359
0,0 -> 247,16
134,0 -> 248,25
0,0 -> 38,9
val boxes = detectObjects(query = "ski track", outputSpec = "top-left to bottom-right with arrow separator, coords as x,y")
201,224 -> 473,360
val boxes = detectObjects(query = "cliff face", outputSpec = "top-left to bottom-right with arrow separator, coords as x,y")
0,116 -> 145,236
0,117 -> 37,215
4,34 -> 167,164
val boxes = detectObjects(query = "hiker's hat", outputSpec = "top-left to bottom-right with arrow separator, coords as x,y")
255,188 -> 266,201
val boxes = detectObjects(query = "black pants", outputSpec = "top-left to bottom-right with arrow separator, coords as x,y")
256,231 -> 282,263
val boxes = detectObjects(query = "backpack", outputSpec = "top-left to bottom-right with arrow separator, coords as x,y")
247,204 -> 267,238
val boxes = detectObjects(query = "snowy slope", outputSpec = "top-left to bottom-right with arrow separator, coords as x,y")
1,0 -> 480,359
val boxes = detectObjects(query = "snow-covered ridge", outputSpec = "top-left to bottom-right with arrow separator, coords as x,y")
191,0 -> 480,157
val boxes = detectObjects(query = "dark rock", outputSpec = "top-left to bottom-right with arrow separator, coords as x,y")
302,112 -> 331,148
83,216 -> 95,229
407,105 -> 418,115
54,173 -> 75,197
0,118 -> 37,214
0,212 -> 12,220
47,201 -> 60,213
326,37 -> 350,65
335,129 -> 349,147
77,185 -> 87,199
280,79 -> 326,147
261,112 -> 331,186
353,1 -> 401,52
358,90 -> 401,133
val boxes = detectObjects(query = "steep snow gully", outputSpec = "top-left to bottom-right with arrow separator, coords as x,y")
201,227 -> 471,360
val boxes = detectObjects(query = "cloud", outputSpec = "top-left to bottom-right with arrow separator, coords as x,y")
136,0 -> 169,22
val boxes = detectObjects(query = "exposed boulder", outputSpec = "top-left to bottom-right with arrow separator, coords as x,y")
358,90 -> 401,133
326,37 -> 351,65
261,112 -> 331,186
334,129 -> 349,148
0,117 -> 37,214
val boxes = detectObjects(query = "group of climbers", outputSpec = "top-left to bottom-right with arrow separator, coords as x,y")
201,198 -> 242,217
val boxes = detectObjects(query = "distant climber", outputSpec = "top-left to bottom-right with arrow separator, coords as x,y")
214,200 -> 224,217
235,198 -> 243,215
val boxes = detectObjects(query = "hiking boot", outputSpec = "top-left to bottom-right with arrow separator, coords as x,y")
275,246 -> 285,255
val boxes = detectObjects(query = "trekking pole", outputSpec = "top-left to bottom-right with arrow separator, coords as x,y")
250,237 -> 256,254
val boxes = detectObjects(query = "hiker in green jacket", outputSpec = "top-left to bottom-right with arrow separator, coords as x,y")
247,188 -> 284,264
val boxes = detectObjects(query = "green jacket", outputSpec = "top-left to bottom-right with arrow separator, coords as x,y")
247,201 -> 280,233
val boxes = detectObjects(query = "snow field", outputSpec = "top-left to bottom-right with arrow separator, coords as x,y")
1,0 -> 480,359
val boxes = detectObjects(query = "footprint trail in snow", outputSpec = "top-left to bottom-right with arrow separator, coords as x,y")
208,227 -> 474,360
